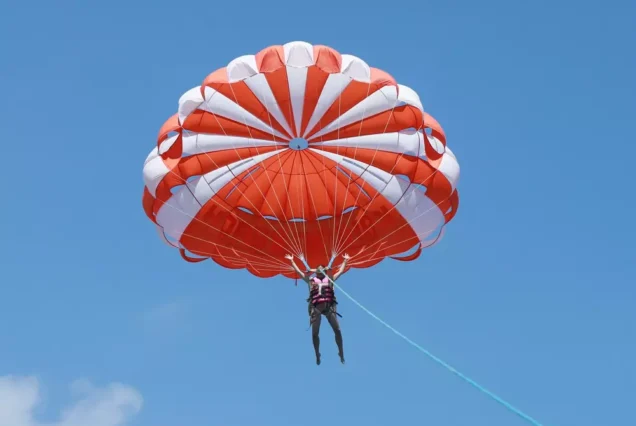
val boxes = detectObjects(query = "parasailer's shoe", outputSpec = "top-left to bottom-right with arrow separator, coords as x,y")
338,351 -> 345,364
316,353 -> 321,365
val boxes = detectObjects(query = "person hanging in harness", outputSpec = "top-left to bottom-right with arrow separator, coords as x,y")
285,253 -> 351,365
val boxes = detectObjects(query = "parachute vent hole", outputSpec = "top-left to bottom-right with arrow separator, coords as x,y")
289,137 -> 309,151
237,207 -> 254,215
317,215 -> 333,221
424,127 -> 433,135
186,175 -> 200,184
170,184 -> 185,195
413,184 -> 427,194
264,215 -> 280,221
335,166 -> 353,179
225,184 -> 241,199
342,206 -> 357,215
427,135 -> 445,154
158,133 -> 179,155
289,217 -> 306,223
354,183 -> 370,199
241,166 -> 260,181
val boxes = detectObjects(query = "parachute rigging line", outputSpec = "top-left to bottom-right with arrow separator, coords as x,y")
331,279 -> 547,426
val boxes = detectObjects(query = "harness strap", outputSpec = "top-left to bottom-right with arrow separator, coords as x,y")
306,303 -> 343,331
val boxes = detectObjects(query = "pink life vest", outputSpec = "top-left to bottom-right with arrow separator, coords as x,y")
309,276 -> 336,305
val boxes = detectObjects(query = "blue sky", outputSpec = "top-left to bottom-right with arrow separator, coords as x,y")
1,0 -> 634,425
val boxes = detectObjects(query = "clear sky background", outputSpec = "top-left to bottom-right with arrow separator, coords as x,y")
1,0 -> 634,425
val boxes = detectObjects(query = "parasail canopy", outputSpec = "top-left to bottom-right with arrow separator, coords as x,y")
142,41 -> 460,279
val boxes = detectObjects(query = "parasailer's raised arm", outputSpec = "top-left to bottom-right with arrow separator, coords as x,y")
285,254 -> 311,284
332,253 -> 351,281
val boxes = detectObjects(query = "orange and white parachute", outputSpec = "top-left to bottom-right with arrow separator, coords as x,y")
142,41 -> 460,279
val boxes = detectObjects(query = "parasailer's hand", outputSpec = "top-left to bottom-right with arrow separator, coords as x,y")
332,254 -> 350,281
287,254 -> 309,283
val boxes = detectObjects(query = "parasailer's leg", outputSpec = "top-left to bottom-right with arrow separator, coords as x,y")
326,304 -> 345,364
310,304 -> 322,365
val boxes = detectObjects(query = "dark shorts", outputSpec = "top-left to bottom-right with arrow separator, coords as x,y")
309,302 -> 340,333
